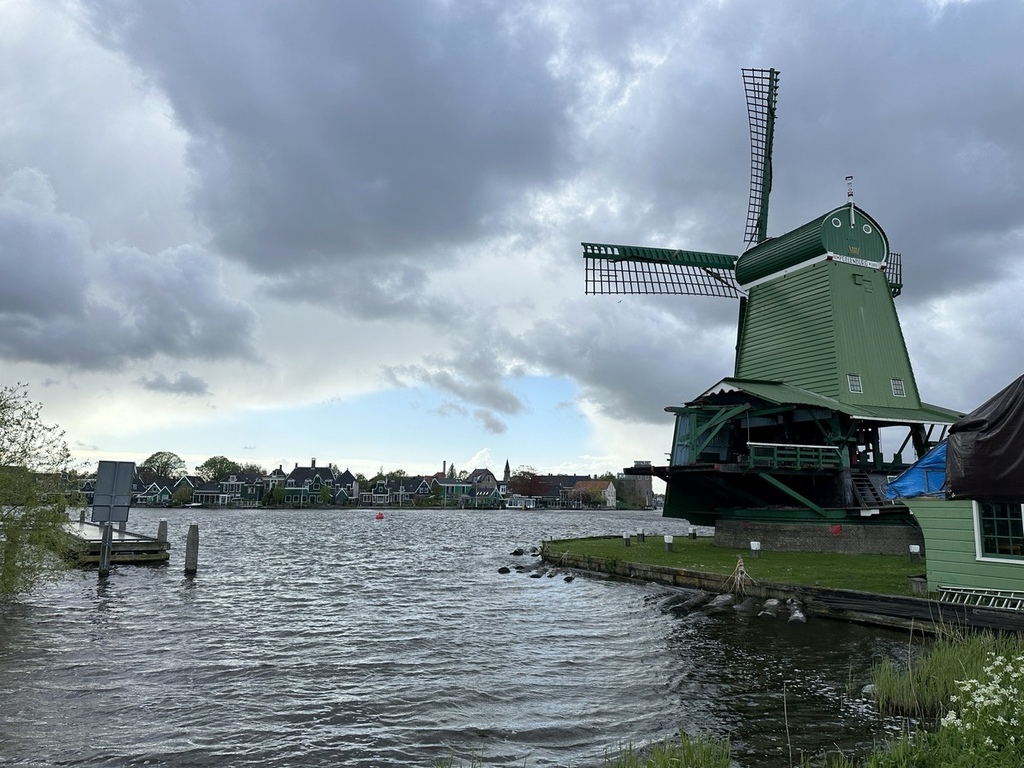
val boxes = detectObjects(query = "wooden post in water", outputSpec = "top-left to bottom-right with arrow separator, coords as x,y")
157,519 -> 168,543
184,522 -> 199,576
79,508 -> 86,523
98,523 -> 113,577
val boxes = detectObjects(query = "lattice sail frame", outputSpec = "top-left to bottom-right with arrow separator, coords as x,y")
742,68 -> 780,246
885,251 -> 903,298
583,243 -> 742,298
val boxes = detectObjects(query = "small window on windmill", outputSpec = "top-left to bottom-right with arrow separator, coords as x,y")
852,273 -> 873,293
847,374 -> 863,394
891,378 -> 907,397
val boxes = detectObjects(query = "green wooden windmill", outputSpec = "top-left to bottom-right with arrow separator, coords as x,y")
583,69 -> 962,550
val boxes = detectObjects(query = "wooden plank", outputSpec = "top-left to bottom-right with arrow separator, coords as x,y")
59,521 -> 169,566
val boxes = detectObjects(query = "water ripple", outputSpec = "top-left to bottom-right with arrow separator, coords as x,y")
0,508 -> 911,767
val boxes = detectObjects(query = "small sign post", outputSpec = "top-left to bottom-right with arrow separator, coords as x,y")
91,461 -> 135,577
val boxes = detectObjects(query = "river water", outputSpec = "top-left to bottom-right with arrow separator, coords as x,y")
0,507 -> 913,767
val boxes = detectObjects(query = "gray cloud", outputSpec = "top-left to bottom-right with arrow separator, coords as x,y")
384,344 -> 526,432
0,168 -> 260,369
264,257 -> 466,323
84,1 -> 569,279
473,408 -> 508,435
137,372 -> 211,397
79,1 -> 1024,308
9,0 -> 1024,440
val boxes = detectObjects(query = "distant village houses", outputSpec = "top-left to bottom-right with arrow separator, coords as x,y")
77,457 -> 657,510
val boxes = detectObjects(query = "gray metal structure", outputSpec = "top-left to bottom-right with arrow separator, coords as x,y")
91,460 -> 135,524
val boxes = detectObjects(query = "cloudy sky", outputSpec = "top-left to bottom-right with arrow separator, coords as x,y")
2,0 -> 1023,482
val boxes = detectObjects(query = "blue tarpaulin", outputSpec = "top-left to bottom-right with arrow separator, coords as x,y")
886,441 -> 947,499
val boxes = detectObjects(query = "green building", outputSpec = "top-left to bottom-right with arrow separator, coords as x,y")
583,69 -> 961,552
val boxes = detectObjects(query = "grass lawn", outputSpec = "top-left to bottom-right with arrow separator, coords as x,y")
544,535 -> 925,596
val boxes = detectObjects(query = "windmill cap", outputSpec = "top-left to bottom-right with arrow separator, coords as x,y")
735,204 -> 889,287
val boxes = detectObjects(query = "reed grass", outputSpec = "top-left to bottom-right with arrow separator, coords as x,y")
602,731 -> 731,767
871,629 -> 1024,718
864,648 -> 1024,766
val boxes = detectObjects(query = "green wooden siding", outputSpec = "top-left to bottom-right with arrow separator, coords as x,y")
736,216 -> 827,285
736,263 -> 840,395
828,261 -> 920,409
735,259 -> 918,406
907,499 -> 1024,591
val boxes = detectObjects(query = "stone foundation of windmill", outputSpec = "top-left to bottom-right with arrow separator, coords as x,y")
714,519 -> 924,556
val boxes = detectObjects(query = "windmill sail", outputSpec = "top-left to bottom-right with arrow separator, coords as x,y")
583,243 -> 741,297
742,68 -> 779,246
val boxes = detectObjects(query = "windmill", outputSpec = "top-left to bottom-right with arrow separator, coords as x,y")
582,69 -> 962,551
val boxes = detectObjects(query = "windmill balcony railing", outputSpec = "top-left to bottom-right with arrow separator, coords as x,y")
744,442 -> 844,471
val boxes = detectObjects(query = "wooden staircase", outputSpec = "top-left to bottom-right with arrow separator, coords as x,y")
850,469 -> 890,507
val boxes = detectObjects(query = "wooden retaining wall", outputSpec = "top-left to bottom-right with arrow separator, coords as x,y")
541,546 -> 1024,634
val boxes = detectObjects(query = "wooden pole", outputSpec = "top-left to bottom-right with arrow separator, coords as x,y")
98,522 -> 113,577
157,519 -> 168,543
184,522 -> 199,576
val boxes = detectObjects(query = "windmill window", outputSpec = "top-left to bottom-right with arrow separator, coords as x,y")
977,501 -> 1024,560
847,374 -> 863,393
831,218 -> 842,228
853,273 -> 874,293
891,378 -> 906,397
862,224 -> 873,234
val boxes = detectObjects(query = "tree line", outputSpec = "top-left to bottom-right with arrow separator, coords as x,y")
0,383 -> 635,597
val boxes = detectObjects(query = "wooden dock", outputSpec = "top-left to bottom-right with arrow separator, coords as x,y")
60,520 -> 170,566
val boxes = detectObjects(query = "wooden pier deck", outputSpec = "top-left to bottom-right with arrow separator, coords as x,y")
61,520 -> 170,566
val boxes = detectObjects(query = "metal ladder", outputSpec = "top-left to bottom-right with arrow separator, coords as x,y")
939,586 -> 1024,612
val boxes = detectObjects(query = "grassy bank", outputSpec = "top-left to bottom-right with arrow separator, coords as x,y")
543,535 -> 923,596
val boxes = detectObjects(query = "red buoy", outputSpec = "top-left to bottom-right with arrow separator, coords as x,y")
375,512 -> 384,520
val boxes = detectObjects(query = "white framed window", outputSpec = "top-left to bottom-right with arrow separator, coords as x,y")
975,501 -> 1024,561
891,378 -> 906,397
847,373 -> 863,394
